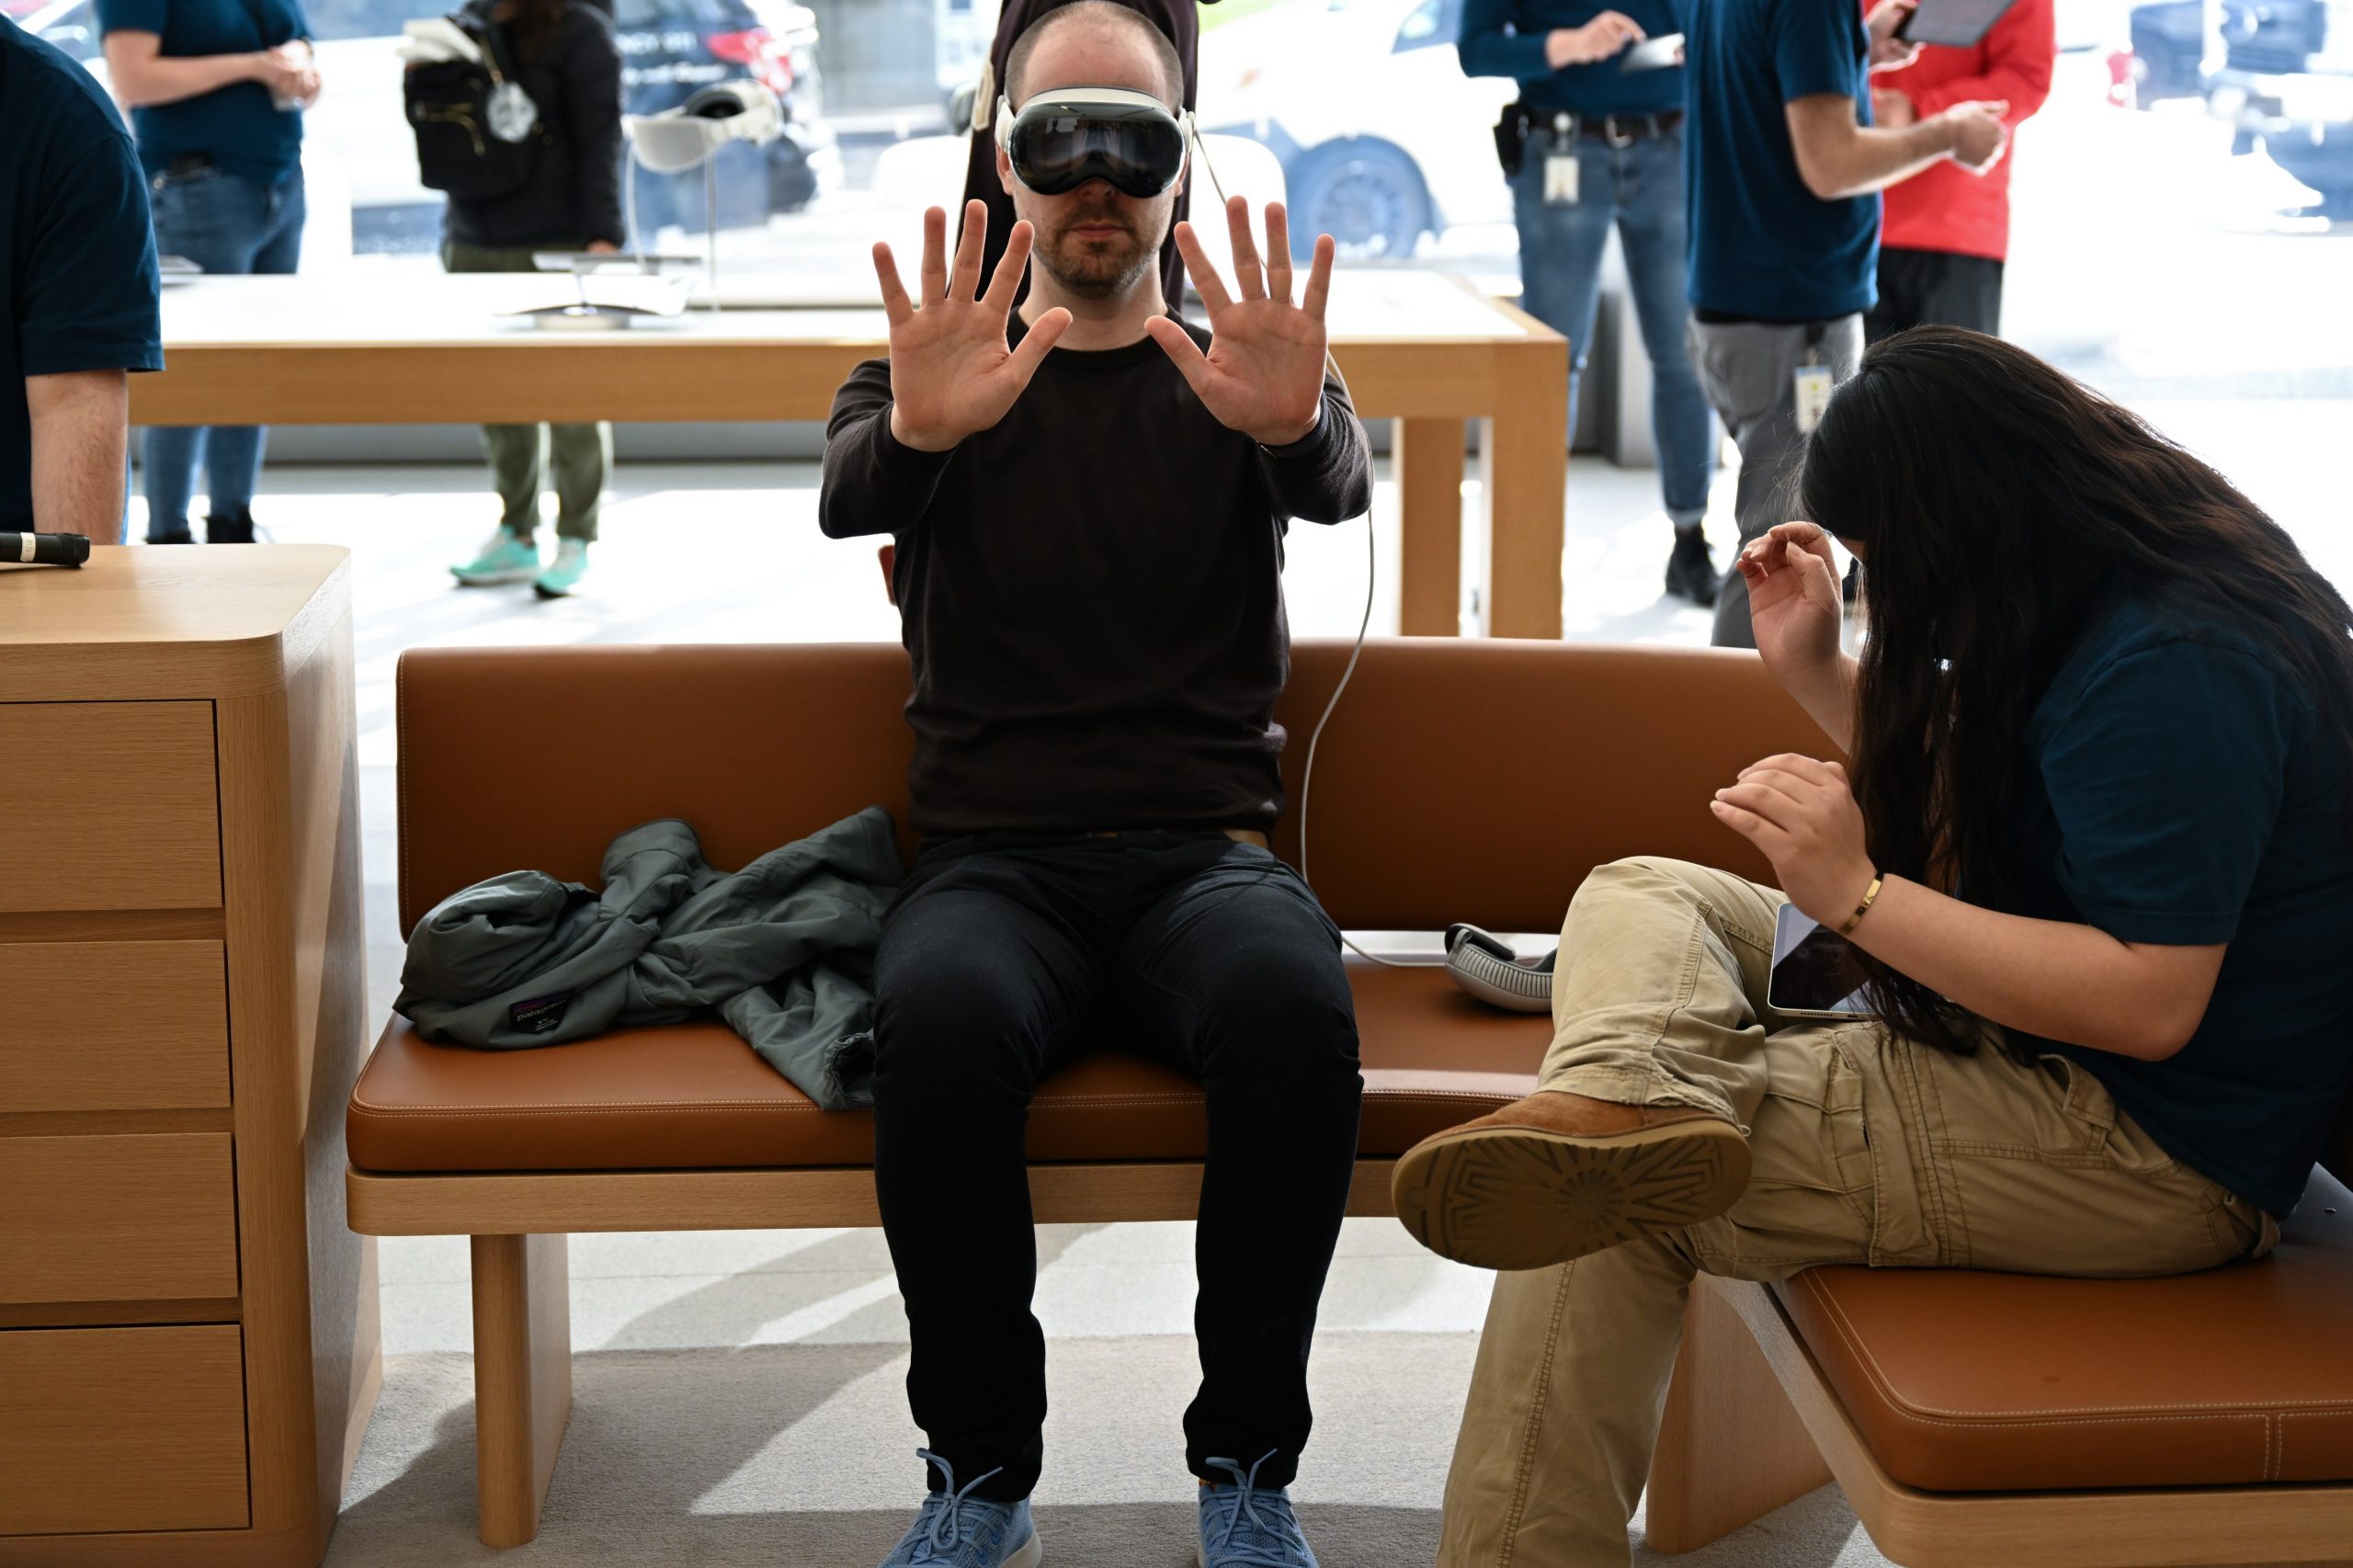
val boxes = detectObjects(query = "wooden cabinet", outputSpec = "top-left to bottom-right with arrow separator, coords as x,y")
0,549 -> 377,1566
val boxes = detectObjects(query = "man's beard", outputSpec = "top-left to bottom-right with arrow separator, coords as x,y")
1036,202 -> 1162,300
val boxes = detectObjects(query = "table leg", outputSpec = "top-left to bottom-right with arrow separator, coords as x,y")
1394,417 -> 1464,637
1482,342 -> 1570,641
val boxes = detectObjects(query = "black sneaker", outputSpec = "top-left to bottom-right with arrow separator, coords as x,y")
204,508 -> 256,545
1665,528 -> 1719,607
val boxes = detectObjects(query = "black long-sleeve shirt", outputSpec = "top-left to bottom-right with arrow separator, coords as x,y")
444,0 -> 625,249
820,312 -> 1373,837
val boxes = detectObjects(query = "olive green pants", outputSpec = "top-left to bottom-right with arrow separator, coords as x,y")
1438,857 -> 2276,1568
439,240 -> 611,542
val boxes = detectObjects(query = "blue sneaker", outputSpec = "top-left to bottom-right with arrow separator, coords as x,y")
1198,1452 -> 1318,1567
878,1450 -> 1041,1567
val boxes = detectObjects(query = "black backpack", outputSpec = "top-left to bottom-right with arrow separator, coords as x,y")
405,10 -> 548,199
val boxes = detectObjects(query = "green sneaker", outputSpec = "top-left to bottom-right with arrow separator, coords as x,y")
533,539 -> 589,599
451,529 -> 540,585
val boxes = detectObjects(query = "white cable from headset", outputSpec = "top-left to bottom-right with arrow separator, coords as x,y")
1189,129 -> 1445,971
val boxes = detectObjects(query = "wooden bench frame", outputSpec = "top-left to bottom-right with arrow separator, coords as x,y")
1645,1274 -> 2353,1568
352,1153 -> 2353,1565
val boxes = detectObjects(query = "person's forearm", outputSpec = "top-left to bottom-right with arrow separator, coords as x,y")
819,402 -> 949,539
111,50 -> 263,108
1256,388 -> 1370,524
1813,119 -> 1960,198
1778,653 -> 1857,753
1847,877 -> 2211,1061
26,370 -> 130,544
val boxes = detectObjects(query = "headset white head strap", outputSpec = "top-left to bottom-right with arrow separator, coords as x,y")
995,84 -> 1186,146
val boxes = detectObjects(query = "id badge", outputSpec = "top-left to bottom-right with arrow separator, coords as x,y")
1543,152 -> 1580,206
1793,364 -> 1834,436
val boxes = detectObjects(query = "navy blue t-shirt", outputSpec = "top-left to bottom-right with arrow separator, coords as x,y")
1457,0 -> 1684,117
95,0 -> 309,182
2007,594 -> 2353,1216
1678,0 -> 1877,318
3,17 -> 165,531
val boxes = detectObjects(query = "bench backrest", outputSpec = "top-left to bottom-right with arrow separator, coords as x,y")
395,638 -> 1817,937
392,637 -> 2353,1184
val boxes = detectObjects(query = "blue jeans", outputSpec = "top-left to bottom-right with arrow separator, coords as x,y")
142,165 -> 305,539
1510,125 -> 1713,526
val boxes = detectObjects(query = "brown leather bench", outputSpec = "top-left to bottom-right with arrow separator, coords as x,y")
345,638 -> 2353,1562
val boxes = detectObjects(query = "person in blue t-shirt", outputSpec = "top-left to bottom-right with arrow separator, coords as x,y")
1677,0 -> 2006,647
1401,328 -> 2353,1565
98,0 -> 318,545
3,15 -> 165,540
1458,0 -> 1721,606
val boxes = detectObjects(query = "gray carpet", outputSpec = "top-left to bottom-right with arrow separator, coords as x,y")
326,1335 -> 1890,1566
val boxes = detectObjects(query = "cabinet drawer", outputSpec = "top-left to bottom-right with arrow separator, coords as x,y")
0,1134 -> 239,1304
0,1324 -> 249,1534
0,941 -> 230,1112
0,703 -> 221,914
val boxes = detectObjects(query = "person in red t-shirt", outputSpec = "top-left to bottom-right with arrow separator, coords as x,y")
1866,0 -> 2054,340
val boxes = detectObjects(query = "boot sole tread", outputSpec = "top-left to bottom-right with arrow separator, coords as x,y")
1392,1119 -> 1751,1272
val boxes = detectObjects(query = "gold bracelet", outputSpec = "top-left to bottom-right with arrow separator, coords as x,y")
1837,874 -> 1883,937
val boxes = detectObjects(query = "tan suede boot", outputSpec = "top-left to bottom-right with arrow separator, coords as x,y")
1392,1092 -> 1752,1271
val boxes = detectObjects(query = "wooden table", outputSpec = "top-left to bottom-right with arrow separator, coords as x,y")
139,271 -> 1570,639
0,547 -> 375,1567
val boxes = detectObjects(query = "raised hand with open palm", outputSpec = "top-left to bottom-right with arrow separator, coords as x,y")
875,198 -> 1074,453
1145,196 -> 1335,448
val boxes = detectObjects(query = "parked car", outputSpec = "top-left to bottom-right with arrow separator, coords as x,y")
19,0 -> 837,250
1198,0 -> 1513,260
2200,0 -> 2353,209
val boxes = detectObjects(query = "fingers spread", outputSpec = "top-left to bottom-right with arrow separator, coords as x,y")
1145,313 -> 1213,396
982,220 -> 1034,314
1006,305 -> 1073,384
1225,194 -> 1267,301
1301,233 -> 1335,323
919,206 -> 949,304
950,198 -> 987,301
1265,203 -> 1295,303
1174,221 -> 1234,316
873,241 -> 913,325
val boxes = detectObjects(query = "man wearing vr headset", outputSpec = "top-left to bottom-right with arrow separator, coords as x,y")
818,6 -> 1372,1567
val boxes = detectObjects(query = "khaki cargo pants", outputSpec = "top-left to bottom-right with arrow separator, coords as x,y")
1438,857 -> 2276,1568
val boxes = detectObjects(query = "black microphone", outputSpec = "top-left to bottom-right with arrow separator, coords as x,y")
0,533 -> 93,567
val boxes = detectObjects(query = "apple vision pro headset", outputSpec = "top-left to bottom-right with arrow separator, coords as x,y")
994,85 -> 1563,1012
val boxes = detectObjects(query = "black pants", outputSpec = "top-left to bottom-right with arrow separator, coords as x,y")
871,832 -> 1365,1503
1867,246 -> 2006,344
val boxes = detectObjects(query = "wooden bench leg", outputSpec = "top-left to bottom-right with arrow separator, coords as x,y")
472,1233 -> 573,1548
1644,1277 -> 1835,1554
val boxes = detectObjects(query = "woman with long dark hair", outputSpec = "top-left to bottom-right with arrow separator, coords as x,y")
438,0 -> 623,598
1396,326 -> 2353,1567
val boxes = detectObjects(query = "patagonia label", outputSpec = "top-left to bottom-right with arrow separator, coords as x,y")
509,993 -> 574,1036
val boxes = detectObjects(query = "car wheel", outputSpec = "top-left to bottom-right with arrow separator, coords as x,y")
1286,141 -> 1430,263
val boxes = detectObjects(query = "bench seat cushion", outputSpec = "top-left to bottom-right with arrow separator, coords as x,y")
348,960 -> 1547,1173
1774,1168 -> 2353,1492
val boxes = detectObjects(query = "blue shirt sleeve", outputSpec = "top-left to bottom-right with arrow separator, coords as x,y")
1773,0 -> 1862,103
16,133 -> 165,378
2037,639 -> 2306,946
95,0 -> 171,36
1458,0 -> 1552,82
